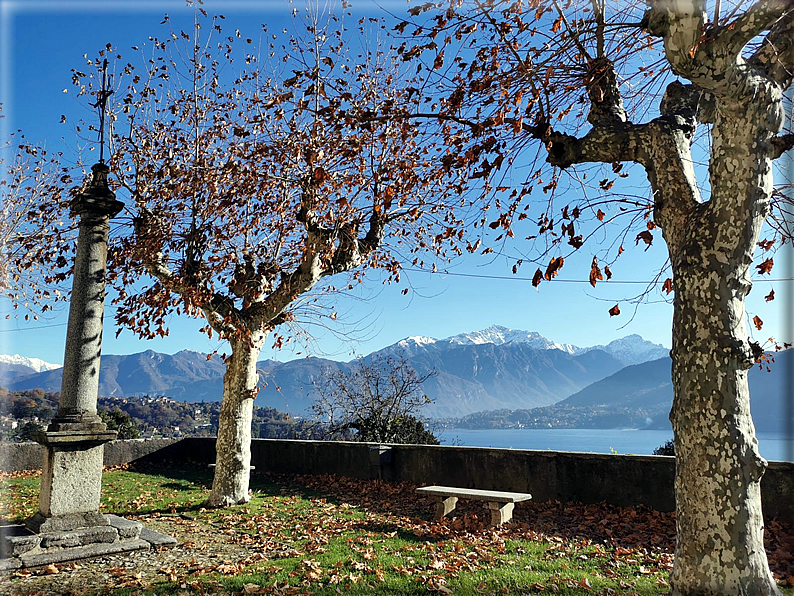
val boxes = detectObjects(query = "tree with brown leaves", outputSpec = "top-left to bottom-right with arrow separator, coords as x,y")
71,9 -> 468,507
396,0 -> 793,593
0,128 -> 72,320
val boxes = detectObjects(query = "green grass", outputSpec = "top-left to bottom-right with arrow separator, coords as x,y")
2,466 -> 792,595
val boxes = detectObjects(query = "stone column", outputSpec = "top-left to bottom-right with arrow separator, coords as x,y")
27,163 -> 124,534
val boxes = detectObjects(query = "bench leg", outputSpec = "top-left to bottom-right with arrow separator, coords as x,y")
433,496 -> 458,520
487,502 -> 514,526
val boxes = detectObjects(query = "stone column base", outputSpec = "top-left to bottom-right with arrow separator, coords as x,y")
25,511 -> 108,534
31,429 -> 117,529
1,515 -> 176,571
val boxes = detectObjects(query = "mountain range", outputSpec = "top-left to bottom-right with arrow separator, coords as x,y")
385,327 -> 668,366
555,349 -> 793,434
0,355 -> 61,387
2,327 -> 668,418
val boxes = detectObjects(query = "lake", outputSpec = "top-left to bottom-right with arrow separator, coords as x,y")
438,428 -> 794,462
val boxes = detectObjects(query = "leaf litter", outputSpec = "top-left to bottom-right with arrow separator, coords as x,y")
1,468 -> 791,594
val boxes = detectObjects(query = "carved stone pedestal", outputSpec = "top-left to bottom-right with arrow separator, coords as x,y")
0,428 -> 175,572
26,429 -> 117,534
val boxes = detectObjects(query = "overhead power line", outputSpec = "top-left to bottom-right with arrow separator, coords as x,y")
403,267 -> 794,285
3,271 -> 792,334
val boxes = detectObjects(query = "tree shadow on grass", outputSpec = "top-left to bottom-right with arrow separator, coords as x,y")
260,471 -> 679,552
127,462 -> 214,488
349,518 -> 447,545
116,465 -> 792,581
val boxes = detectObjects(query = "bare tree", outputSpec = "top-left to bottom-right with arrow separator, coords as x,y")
311,355 -> 438,444
394,0 -> 794,592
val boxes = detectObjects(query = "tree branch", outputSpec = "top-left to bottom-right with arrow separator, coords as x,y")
532,122 -> 643,169
643,0 -> 707,76
584,58 -> 628,125
716,0 -> 790,57
750,5 -> 794,89
133,207 -> 242,337
646,0 -> 792,99
550,0 -> 592,62
642,83 -> 702,250
772,133 -> 794,159
249,176 -> 390,326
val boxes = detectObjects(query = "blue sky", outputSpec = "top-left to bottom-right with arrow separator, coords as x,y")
1,0 -> 792,366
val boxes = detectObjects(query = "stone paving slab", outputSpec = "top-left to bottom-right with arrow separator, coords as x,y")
19,538 -> 150,568
40,525 -> 118,549
139,527 -> 177,548
0,525 -> 40,558
105,514 -> 142,539
0,558 -> 22,572
1,522 -> 172,571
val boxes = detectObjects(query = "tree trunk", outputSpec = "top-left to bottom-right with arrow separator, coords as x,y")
206,333 -> 265,507
669,264 -> 779,595
666,105 -> 781,595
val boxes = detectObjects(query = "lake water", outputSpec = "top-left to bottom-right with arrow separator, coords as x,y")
438,428 -> 794,462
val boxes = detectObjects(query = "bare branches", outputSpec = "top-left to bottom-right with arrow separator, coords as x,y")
0,140 -> 74,315
310,356 -> 437,444
550,0 -> 592,62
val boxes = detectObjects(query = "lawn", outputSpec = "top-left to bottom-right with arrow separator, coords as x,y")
1,464 -> 792,595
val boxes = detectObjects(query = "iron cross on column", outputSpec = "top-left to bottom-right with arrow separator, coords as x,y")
90,58 -> 113,164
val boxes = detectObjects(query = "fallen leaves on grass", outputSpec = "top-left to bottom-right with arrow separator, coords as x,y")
6,468 -> 791,594
267,472 -> 793,583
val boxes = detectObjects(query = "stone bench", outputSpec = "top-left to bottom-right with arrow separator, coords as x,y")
416,485 -> 532,526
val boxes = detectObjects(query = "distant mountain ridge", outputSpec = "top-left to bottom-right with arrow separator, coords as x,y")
0,355 -> 62,386
0,354 -> 60,373
559,349 -> 793,434
389,326 -> 668,367
3,327 -> 670,419
7,350 -> 226,398
459,350 -> 791,435
446,327 -> 581,353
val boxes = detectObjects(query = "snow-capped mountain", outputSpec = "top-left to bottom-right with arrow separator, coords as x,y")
391,336 -> 438,357
445,325 -> 580,354
0,354 -> 62,386
385,326 -> 667,367
5,328 -> 668,418
581,334 -> 669,367
0,354 -> 61,373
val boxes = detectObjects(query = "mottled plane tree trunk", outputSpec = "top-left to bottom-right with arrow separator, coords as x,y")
545,33 -> 791,595
648,6 -> 792,588
407,0 -> 794,592
540,7 -> 792,594
209,335 -> 265,506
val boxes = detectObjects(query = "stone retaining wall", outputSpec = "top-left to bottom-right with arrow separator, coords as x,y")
3,437 -> 792,524
0,438 -> 179,473
144,437 -> 794,525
